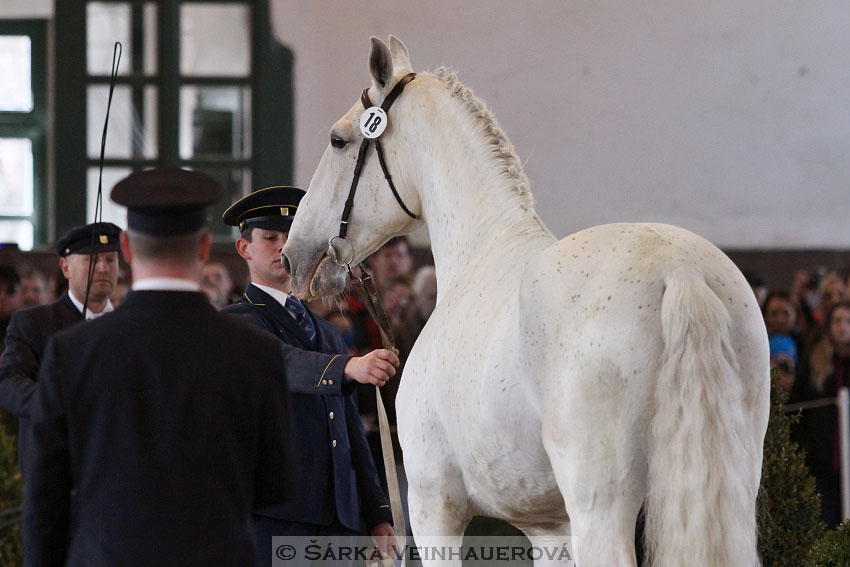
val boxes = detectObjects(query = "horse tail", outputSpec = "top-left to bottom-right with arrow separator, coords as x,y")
646,269 -> 761,567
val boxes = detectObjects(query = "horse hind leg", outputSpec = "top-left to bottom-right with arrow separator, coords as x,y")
542,409 -> 645,567
520,524 -> 573,567
407,486 -> 470,567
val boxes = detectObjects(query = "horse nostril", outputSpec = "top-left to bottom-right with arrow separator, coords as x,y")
280,253 -> 292,276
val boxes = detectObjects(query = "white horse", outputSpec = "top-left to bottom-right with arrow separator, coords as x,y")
283,36 -> 770,567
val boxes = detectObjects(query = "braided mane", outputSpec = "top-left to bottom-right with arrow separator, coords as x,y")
431,68 -> 534,211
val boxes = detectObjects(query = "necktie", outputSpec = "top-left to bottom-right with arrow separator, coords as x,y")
285,295 -> 317,345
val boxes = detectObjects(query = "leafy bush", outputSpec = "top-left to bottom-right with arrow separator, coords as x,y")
806,521 -> 850,566
0,409 -> 22,567
757,373 -> 825,567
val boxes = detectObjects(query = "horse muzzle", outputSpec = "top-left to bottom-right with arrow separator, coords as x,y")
282,244 -> 347,300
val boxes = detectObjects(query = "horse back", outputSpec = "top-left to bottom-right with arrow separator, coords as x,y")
518,222 -> 767,394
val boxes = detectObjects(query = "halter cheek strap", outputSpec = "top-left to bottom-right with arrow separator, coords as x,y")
336,73 -> 418,246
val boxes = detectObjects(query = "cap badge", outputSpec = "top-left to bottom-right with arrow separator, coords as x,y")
281,207 -> 289,216
99,235 -> 109,244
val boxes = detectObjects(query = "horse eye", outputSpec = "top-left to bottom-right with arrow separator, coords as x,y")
330,135 -> 347,149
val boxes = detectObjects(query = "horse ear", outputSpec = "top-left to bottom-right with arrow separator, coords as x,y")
369,36 -> 394,89
388,35 -> 412,70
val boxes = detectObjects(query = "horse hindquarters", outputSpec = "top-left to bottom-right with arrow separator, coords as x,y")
646,269 -> 766,567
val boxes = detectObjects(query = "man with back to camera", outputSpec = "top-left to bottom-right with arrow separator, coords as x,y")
0,222 -> 121,474
222,186 -> 399,567
23,168 -> 295,567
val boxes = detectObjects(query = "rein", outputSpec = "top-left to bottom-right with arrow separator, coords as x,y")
349,268 -> 406,565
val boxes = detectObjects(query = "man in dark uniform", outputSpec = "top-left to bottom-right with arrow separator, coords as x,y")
222,186 -> 398,567
0,222 -> 121,473
23,168 -> 295,567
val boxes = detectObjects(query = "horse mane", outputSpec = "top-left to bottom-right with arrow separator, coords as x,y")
431,68 -> 535,212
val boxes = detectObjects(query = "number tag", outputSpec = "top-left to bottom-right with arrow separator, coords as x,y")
359,106 -> 388,139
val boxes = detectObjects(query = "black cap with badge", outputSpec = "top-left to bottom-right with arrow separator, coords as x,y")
221,186 -> 305,233
55,222 -> 123,258
111,167 -> 224,236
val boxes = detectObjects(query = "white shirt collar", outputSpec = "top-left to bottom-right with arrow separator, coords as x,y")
251,282 -> 295,309
132,277 -> 201,292
68,289 -> 114,320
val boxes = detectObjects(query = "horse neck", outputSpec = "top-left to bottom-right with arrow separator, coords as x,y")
424,183 -> 554,291
403,86 -> 555,288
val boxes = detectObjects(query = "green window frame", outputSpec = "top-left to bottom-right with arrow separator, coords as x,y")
54,0 -> 293,244
0,19 -> 47,249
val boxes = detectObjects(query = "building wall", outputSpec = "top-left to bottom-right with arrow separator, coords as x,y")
0,0 -> 51,19
3,1 -> 849,252
272,0 -> 850,250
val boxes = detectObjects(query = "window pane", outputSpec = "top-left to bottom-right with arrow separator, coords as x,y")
88,85 -> 158,159
143,3 -> 158,75
181,3 -> 250,77
0,36 -> 33,111
0,138 -> 34,215
180,86 -> 251,159
87,3 -> 132,75
87,167 -> 130,228
0,220 -> 33,251
193,168 -> 251,240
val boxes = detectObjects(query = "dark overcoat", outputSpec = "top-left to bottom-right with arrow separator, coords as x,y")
0,292 -> 84,476
222,283 -> 392,533
23,290 -> 295,567
0,292 -> 83,419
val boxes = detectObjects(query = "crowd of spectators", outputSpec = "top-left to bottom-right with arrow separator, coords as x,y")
751,266 -> 850,529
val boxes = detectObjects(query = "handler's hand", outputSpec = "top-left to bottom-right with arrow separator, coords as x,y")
344,349 -> 399,386
371,522 -> 398,561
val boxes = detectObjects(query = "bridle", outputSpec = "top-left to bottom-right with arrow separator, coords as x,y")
323,75 -> 419,554
327,72 -> 418,269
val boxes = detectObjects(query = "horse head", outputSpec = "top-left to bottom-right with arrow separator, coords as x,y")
284,36 -> 425,299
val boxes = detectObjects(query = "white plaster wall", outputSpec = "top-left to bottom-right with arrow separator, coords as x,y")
271,0 -> 850,249
2,1 -> 847,248
0,0 -> 52,19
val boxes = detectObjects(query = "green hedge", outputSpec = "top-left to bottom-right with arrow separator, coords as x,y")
0,409 -> 21,567
806,520 -> 850,566
757,373 -> 825,567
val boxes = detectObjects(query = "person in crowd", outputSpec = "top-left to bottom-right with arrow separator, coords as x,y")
817,273 -> 847,328
769,334 -> 798,394
384,276 -> 413,333
396,265 -> 437,363
790,267 -> 821,344
368,236 -> 413,293
110,277 -> 130,307
347,237 -> 415,353
763,290 -> 802,393
325,309 -> 357,355
221,186 -> 398,567
0,223 -> 121,473
200,261 -> 237,309
764,290 -> 800,341
794,301 -> 850,529
17,266 -> 51,309
0,265 -> 20,349
23,167 -> 295,566
743,269 -> 768,309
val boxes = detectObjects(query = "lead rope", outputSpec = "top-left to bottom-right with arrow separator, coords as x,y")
349,267 -> 406,566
